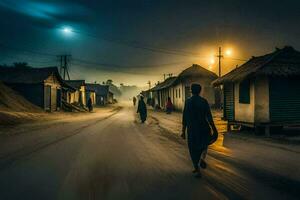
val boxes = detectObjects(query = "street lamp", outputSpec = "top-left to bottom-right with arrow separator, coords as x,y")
225,49 -> 232,56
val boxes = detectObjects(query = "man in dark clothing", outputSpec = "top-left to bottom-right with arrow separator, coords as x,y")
181,84 -> 218,178
133,96 -> 137,106
137,96 -> 147,123
87,97 -> 93,112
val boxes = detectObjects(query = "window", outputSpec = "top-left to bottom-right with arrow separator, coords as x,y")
239,79 -> 250,104
176,89 -> 178,98
178,88 -> 181,98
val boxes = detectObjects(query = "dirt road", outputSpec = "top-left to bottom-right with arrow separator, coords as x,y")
0,104 -> 298,200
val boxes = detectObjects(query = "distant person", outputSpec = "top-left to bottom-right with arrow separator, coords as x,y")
87,97 -> 93,112
137,96 -> 147,123
100,97 -> 104,106
166,97 -> 173,114
181,83 -> 218,178
133,96 -> 137,106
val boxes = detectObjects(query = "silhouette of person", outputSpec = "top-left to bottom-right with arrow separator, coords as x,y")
137,96 -> 147,123
133,96 -> 137,106
181,83 -> 218,178
87,97 -> 93,112
166,97 -> 173,114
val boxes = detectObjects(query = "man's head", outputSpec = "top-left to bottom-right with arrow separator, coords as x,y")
191,83 -> 202,95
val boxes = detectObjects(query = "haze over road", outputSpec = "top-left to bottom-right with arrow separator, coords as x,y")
0,104 -> 298,200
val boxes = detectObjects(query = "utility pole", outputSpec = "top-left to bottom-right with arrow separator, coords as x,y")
163,74 -> 166,80
147,81 -> 151,90
58,55 -> 71,80
217,47 -> 223,77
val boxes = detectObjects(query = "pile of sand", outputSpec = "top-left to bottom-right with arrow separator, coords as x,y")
0,82 -> 43,125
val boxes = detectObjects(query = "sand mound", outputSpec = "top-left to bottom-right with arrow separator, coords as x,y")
0,82 -> 42,112
0,82 -> 43,125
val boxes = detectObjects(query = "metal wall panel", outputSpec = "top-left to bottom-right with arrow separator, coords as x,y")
269,77 -> 300,122
44,85 -> 51,111
223,83 -> 235,122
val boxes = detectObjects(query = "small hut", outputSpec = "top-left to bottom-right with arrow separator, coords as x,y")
213,46 -> 300,135
151,77 -> 177,109
85,84 -> 114,105
0,66 -> 73,112
151,64 -> 218,111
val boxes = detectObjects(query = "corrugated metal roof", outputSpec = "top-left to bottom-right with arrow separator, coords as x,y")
151,77 -> 177,91
0,66 -> 59,84
213,46 -> 300,86
0,66 -> 76,91
151,64 -> 217,91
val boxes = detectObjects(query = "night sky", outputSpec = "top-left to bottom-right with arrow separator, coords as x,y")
1,0 -> 300,86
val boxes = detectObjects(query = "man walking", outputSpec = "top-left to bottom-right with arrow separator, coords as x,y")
137,96 -> 147,123
133,96 -> 137,106
181,84 -> 218,178
87,97 -> 93,112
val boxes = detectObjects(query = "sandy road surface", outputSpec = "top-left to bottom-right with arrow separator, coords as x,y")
0,104 -> 298,200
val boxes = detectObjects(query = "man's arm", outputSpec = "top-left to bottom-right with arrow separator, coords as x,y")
205,100 -> 218,136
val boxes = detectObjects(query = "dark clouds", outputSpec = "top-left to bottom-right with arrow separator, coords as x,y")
0,0 -> 300,85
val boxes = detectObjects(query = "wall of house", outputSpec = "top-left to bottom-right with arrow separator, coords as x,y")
74,91 -> 80,103
91,92 -> 96,104
172,83 -> 184,111
68,92 -> 76,104
254,77 -> 270,123
182,77 -> 216,105
234,81 -> 255,123
50,87 -> 57,111
44,74 -> 62,112
7,83 -> 44,108
86,91 -> 96,105
80,85 -> 86,106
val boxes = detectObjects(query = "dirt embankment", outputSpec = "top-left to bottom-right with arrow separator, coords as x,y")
0,82 -> 44,125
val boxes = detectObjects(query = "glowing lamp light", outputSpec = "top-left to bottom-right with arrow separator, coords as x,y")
225,49 -> 232,56
210,58 -> 215,64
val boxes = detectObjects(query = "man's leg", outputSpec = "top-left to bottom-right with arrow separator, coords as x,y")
200,147 -> 208,169
188,144 -> 202,171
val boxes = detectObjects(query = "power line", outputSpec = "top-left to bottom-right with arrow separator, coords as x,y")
70,29 -> 208,58
0,42 -> 248,73
73,58 -> 188,69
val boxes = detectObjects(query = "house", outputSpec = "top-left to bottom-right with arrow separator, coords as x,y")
85,84 -> 114,105
151,64 -> 219,111
65,80 -> 87,106
0,66 -> 73,112
212,46 -> 300,135
151,77 -> 177,109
